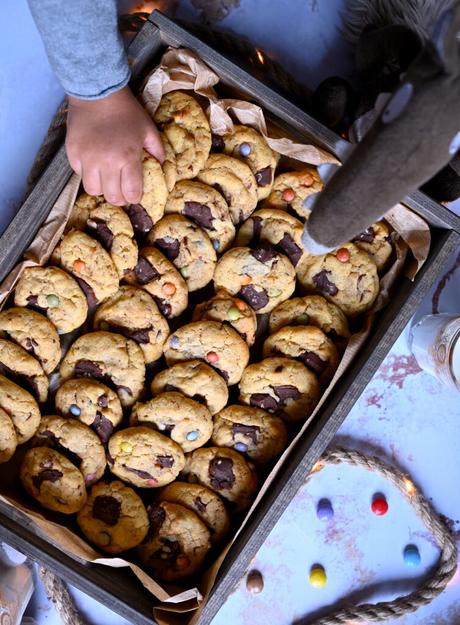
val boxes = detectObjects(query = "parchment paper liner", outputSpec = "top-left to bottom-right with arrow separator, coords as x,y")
0,47 -> 430,622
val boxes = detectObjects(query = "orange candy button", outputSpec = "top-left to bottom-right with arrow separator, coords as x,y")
336,248 -> 350,263
73,259 -> 86,272
162,282 -> 176,296
206,351 -> 219,364
282,188 -> 296,202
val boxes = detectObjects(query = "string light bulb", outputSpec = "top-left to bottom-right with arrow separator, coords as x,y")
255,49 -> 265,64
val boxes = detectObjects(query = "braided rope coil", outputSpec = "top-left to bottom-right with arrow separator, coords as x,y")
303,447 -> 458,625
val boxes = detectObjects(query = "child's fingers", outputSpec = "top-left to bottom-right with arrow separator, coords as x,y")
81,166 -> 102,197
121,160 -> 143,205
144,123 -> 165,164
101,167 -> 124,206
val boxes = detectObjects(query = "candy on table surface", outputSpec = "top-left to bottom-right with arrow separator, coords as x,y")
282,188 -> 296,202
235,442 -> 248,453
246,569 -> 264,594
239,142 -> 252,157
371,494 -> 389,516
316,498 -> 334,521
404,544 -> 421,567
309,565 -> 327,588
335,247 -> 350,263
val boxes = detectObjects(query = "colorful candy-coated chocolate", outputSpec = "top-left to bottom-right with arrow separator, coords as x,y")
371,495 -> 388,516
246,569 -> 264,594
235,299 -> 247,312
180,265 -> 190,279
239,142 -> 252,157
186,431 -> 199,441
169,335 -> 180,348
404,544 -> 421,567
162,282 -> 176,296
235,442 -> 248,453
73,259 -> 86,272
296,313 -> 310,324
212,239 -> 220,251
46,294 -> 60,308
99,321 -> 110,331
207,351 -> 219,363
282,188 -> 296,202
309,566 -> 327,588
336,248 -> 350,263
147,478 -> 158,487
227,307 -> 242,321
316,498 -> 334,521
69,404 -> 81,417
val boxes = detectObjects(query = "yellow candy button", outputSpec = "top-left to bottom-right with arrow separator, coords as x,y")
120,442 -> 132,454
309,566 -> 327,588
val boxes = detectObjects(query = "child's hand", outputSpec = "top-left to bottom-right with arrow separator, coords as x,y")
66,87 -> 164,206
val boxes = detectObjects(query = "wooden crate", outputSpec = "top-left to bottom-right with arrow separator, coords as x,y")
0,12 -> 459,625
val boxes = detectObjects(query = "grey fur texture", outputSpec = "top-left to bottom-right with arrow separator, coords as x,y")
343,0 -> 454,44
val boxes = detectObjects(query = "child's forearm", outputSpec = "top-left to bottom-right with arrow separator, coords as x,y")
27,0 -> 130,99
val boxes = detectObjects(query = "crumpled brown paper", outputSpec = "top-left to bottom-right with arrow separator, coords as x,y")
142,47 -> 340,166
0,46 -> 431,623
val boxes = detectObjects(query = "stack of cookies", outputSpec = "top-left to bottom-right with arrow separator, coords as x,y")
0,90 -> 394,583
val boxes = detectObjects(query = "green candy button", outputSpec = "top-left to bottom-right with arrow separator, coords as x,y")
46,294 -> 60,308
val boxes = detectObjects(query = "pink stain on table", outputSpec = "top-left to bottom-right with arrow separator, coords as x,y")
365,390 -> 384,409
376,354 -> 422,389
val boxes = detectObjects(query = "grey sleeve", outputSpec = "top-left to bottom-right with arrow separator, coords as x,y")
27,0 -> 130,100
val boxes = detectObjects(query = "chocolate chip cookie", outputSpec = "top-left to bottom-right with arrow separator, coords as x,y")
222,125 -> 278,200
157,482 -> 230,545
53,230 -> 119,306
131,392 -> 213,453
0,408 -> 17,464
33,415 -> 106,486
77,480 -> 149,553
269,295 -> 350,343
264,167 -> 323,219
20,447 -> 87,514
351,221 -> 393,271
85,200 -> 138,278
197,153 -> 258,224
182,447 -> 258,512
213,247 -> 296,314
0,338 -> 48,403
14,266 -> 88,334
212,405 -> 287,465
60,331 -> 145,408
263,325 -> 339,385
161,132 -> 177,192
192,290 -> 257,346
236,208 -> 309,268
93,286 -> 169,364
148,214 -> 217,292
297,243 -> 380,317
0,307 -> 61,374
239,357 -> 320,422
0,375 -> 41,443
55,379 -> 122,444
138,501 -> 211,581
127,246 -> 188,319
126,151 -> 168,235
164,180 -> 235,253
108,426 -> 185,488
153,91 -> 212,180
164,321 -> 250,386
151,360 -> 228,416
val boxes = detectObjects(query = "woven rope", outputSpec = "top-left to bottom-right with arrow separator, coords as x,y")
39,567 -> 88,625
304,447 -> 458,625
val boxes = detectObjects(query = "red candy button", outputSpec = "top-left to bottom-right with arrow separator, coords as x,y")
207,351 -> 219,363
371,495 -> 388,516
282,188 -> 295,202
336,248 -> 350,263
